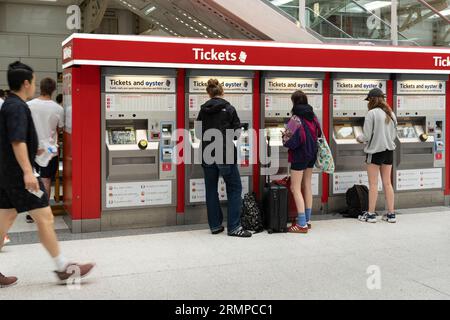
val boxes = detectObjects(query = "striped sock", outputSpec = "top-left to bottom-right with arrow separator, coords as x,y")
297,213 -> 306,227
305,208 -> 312,223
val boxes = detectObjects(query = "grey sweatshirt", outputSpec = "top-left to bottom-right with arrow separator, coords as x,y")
358,108 -> 397,154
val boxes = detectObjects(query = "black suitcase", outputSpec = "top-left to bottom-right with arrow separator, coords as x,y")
263,183 -> 288,233
262,136 -> 289,233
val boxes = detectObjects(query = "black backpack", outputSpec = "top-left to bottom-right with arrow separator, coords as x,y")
241,192 -> 264,233
341,185 -> 369,218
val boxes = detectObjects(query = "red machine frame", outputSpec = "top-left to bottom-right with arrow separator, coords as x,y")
62,34 -> 450,229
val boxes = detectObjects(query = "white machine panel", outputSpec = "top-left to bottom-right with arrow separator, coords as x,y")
188,94 -> 252,113
189,177 -> 250,203
332,95 -> 369,116
332,171 -> 382,194
396,96 -> 445,113
396,168 -> 442,190
106,180 -> 172,208
106,94 -> 176,112
264,94 -> 323,119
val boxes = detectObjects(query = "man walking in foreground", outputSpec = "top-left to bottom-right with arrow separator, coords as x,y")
0,61 -> 94,288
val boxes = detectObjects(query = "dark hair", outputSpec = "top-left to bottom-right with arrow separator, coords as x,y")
291,90 -> 308,105
56,93 -> 63,105
206,78 -> 224,98
291,90 -> 308,115
7,61 -> 34,91
368,96 -> 394,124
0,89 -> 5,98
40,77 -> 56,96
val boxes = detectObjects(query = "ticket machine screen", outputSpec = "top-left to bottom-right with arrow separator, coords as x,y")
397,124 -> 417,139
108,127 -> 136,145
265,126 -> 284,146
334,125 -> 356,140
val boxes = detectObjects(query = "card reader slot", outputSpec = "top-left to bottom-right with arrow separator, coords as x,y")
112,156 -> 156,165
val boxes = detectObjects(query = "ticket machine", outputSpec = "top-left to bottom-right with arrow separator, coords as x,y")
393,75 -> 447,207
260,71 -> 324,211
184,70 -> 254,224
101,67 -> 177,229
328,74 -> 389,211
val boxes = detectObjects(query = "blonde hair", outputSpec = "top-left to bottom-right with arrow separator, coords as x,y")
206,78 -> 224,98
368,96 -> 394,124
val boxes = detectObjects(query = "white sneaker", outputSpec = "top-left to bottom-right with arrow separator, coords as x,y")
4,235 -> 11,245
358,212 -> 377,223
382,212 -> 397,223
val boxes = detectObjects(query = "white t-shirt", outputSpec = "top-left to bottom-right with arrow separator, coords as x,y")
0,97 -> 4,110
28,98 -> 65,149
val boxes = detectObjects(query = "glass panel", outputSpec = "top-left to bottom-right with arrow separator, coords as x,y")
267,0 -> 450,46
305,0 -> 394,41
398,0 -> 450,47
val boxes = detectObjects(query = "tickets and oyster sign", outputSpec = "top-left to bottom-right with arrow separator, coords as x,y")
189,77 -> 253,93
265,78 -> 323,94
333,80 -> 386,94
105,76 -> 176,93
396,80 -> 446,95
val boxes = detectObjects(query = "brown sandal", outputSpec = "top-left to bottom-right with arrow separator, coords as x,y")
288,224 -> 308,233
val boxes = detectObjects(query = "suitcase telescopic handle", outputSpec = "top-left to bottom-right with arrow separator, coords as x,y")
266,136 -> 271,185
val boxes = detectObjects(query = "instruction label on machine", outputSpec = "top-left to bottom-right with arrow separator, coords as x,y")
189,77 -> 253,93
397,80 -> 446,95
333,80 -> 386,94
332,171 -> 382,194
265,79 -> 322,94
106,181 -> 172,208
396,168 -> 442,191
189,176 -> 249,203
105,76 -> 176,93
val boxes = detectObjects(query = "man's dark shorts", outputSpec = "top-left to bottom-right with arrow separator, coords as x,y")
0,178 -> 49,213
366,150 -> 394,166
35,156 -> 59,179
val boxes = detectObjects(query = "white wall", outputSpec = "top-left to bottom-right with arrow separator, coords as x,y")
0,2 -> 71,95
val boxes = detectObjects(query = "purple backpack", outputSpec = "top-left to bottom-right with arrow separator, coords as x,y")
283,115 -> 317,163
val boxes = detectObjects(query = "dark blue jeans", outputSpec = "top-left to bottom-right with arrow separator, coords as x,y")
202,164 -> 243,234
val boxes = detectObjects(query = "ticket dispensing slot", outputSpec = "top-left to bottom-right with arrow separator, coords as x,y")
332,118 -> 365,171
106,119 -> 159,181
395,118 -> 434,169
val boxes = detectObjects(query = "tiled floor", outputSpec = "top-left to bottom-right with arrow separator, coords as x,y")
1,208 -> 450,300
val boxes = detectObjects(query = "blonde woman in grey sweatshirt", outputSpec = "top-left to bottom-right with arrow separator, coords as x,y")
357,88 -> 397,224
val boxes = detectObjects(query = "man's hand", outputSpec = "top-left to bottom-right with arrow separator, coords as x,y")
24,171 -> 39,192
37,148 -> 45,156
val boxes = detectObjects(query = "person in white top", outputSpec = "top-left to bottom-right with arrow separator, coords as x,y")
0,89 -> 5,110
28,78 -> 64,203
